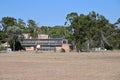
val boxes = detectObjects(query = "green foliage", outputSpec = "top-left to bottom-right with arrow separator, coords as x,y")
65,11 -> 119,52
41,26 -> 65,38
49,26 -> 66,38
27,19 -> 37,32
27,19 -> 38,38
17,18 -> 26,29
0,45 -> 5,51
60,48 -> 66,52
0,31 -> 6,44
27,19 -> 37,28
7,26 -> 23,51
1,17 -> 17,31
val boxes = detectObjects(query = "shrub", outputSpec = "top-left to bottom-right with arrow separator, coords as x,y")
105,45 -> 113,50
61,48 -> 65,53
0,45 -> 5,51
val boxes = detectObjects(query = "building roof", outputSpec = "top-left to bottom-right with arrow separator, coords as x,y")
21,38 -> 68,47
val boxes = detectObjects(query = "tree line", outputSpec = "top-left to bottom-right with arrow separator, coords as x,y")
0,11 -> 120,51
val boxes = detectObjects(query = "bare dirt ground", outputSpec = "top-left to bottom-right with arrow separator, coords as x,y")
0,50 -> 120,80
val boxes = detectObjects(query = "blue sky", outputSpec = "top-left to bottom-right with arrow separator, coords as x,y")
0,0 -> 120,26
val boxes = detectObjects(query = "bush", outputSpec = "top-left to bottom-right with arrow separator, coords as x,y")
105,45 -> 113,50
0,45 -> 5,51
61,48 -> 65,52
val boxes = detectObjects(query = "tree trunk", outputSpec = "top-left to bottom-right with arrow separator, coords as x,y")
87,39 -> 90,52
13,40 -> 15,51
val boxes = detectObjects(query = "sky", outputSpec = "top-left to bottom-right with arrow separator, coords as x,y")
0,0 -> 120,26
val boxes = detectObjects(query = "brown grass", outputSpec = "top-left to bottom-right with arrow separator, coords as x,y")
0,50 -> 120,80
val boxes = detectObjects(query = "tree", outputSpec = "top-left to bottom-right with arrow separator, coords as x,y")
41,26 -> 49,34
49,26 -> 66,38
27,19 -> 38,38
27,19 -> 37,31
1,17 -> 17,31
65,12 -> 79,50
65,13 -> 88,52
0,31 -> 6,44
64,26 -> 74,44
65,11 -> 113,52
7,26 -> 23,51
17,18 -> 26,29
65,12 -> 78,25
72,14 -> 90,52
0,23 -> 3,31
111,18 -> 120,49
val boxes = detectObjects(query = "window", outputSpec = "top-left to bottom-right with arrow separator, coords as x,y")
63,40 -> 67,44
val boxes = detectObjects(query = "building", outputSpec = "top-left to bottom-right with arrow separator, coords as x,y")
23,33 -> 32,39
38,34 -> 49,39
21,34 -> 72,52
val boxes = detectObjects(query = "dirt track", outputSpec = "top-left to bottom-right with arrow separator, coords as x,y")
0,51 -> 120,80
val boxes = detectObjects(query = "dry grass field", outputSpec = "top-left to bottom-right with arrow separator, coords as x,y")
0,50 -> 120,80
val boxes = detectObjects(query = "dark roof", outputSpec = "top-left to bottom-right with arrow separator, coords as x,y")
21,38 -> 67,46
